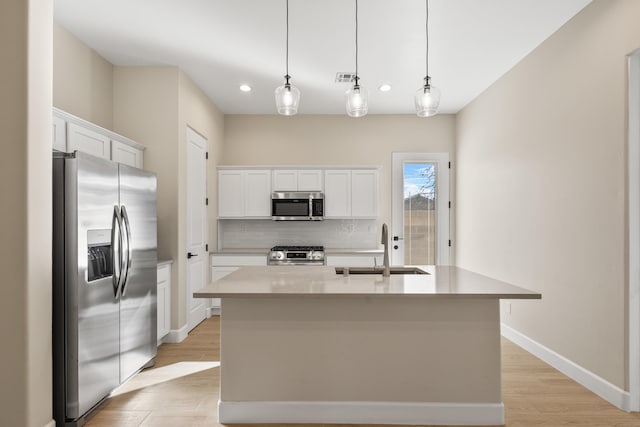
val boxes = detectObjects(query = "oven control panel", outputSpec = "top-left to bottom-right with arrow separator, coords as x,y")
269,246 -> 325,265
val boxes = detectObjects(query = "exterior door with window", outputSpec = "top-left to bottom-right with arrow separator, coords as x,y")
391,152 -> 450,266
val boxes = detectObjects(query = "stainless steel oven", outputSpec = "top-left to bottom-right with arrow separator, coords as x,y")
271,192 -> 324,221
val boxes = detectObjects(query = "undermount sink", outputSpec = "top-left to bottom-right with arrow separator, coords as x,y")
335,266 -> 429,275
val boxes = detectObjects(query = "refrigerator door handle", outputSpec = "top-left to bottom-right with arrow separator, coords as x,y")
120,205 -> 133,297
111,205 -> 123,298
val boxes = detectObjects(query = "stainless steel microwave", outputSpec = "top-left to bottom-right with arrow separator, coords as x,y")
271,192 -> 324,221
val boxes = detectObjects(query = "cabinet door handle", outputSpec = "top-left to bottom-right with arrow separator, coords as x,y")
187,252 -> 198,259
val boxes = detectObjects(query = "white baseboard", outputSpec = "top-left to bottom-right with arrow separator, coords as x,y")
218,400 -> 504,425
501,323 -> 630,411
163,324 -> 188,344
44,420 -> 55,427
206,307 -> 220,317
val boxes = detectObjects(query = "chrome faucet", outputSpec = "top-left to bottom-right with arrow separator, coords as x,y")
381,223 -> 390,277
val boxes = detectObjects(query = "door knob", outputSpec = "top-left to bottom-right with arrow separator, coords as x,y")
187,252 -> 198,259
393,245 -> 399,250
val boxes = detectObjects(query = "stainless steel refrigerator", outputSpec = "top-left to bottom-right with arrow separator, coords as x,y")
53,151 -> 157,426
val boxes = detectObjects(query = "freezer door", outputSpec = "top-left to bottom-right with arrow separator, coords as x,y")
65,152 -> 121,419
119,164 -> 158,382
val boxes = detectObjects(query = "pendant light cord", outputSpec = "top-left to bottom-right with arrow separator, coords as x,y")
285,0 -> 290,80
355,0 -> 359,81
425,0 -> 429,81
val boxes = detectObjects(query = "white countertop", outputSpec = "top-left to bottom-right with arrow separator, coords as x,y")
158,259 -> 174,266
194,265 -> 541,299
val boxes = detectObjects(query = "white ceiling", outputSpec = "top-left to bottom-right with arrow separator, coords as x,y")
54,0 -> 591,115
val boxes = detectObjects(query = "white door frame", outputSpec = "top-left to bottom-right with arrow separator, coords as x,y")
628,48 -> 640,412
186,126 -> 208,332
391,152 -> 450,266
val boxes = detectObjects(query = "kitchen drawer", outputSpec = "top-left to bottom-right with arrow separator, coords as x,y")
211,254 -> 267,266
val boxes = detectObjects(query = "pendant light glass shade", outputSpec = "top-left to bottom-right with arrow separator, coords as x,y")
414,78 -> 440,117
346,84 -> 369,117
275,78 -> 300,116
275,0 -> 299,115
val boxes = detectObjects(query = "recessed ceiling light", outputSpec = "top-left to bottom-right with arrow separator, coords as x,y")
239,84 -> 252,92
378,84 -> 392,92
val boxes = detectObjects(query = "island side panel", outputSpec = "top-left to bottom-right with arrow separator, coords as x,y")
219,296 -> 501,404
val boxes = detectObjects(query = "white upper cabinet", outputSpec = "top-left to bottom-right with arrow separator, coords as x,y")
297,170 -> 323,191
67,122 -> 111,160
220,167 -> 378,219
272,169 -> 322,192
351,169 -> 378,218
53,108 -> 145,168
218,170 -> 244,217
244,170 -> 271,217
272,170 -> 298,191
218,169 -> 271,218
324,170 -> 352,217
111,140 -> 143,168
52,115 -> 66,152
324,169 -> 379,218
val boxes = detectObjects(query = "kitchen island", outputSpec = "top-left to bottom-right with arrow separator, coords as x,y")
194,265 -> 540,425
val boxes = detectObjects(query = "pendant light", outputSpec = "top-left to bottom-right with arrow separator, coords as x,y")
275,0 -> 300,115
345,0 -> 368,117
414,0 -> 440,117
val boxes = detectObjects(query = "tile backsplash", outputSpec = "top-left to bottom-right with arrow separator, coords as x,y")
218,219 -> 379,249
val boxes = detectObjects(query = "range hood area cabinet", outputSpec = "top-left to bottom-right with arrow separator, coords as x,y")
272,169 -> 323,192
217,167 -> 379,220
53,108 -> 145,169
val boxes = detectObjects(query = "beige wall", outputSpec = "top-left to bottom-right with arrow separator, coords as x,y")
223,114 -> 456,237
174,72 -> 225,327
114,68 -> 223,330
179,70 -> 225,254
456,0 -> 640,389
113,67 -> 181,327
0,0 -> 53,425
53,22 -> 113,129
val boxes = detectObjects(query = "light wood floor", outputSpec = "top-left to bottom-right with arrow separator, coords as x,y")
85,316 -> 640,427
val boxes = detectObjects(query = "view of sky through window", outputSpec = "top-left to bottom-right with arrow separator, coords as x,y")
403,163 -> 436,200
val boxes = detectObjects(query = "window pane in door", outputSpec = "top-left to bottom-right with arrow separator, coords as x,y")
403,162 -> 437,265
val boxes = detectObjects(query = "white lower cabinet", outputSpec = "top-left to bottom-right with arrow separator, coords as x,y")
210,254 -> 268,311
325,254 -> 383,267
157,263 -> 172,344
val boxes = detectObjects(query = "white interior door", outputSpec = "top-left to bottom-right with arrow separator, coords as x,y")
391,152 -> 450,266
186,127 -> 208,332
